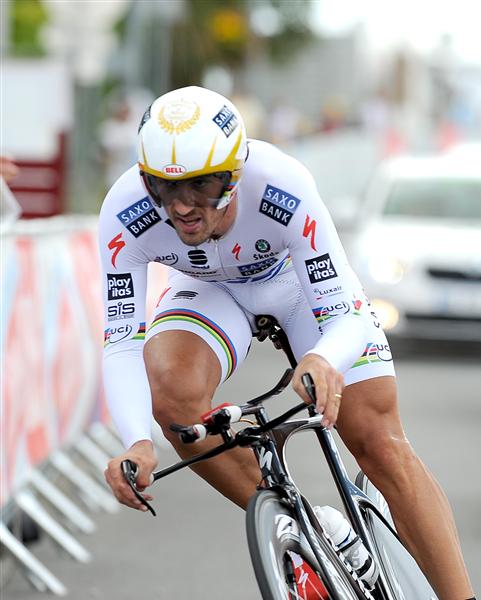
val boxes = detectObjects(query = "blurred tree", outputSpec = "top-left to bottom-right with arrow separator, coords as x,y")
169,0 -> 314,89
10,0 -> 48,56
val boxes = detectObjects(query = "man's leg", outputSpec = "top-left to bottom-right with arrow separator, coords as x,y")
144,330 -> 260,508
336,375 -> 473,600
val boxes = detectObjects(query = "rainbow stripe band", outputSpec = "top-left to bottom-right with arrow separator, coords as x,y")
149,309 -> 237,378
133,323 -> 146,340
351,343 -> 383,368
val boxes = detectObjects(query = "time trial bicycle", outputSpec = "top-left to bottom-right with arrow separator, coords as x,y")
122,315 -> 438,599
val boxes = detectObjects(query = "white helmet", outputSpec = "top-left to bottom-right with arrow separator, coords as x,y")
137,86 -> 247,209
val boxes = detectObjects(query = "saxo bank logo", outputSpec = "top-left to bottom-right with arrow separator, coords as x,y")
259,185 -> 300,226
116,197 -> 161,238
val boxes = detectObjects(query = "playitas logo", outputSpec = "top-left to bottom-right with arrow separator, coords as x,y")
305,253 -> 337,283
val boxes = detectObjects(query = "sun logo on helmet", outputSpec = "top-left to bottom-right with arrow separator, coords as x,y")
158,99 -> 201,135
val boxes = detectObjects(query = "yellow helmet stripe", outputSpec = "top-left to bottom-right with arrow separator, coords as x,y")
204,136 -> 218,170
139,129 -> 245,180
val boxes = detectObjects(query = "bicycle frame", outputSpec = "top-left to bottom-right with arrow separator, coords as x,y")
253,411 -> 399,600
122,315 -> 423,600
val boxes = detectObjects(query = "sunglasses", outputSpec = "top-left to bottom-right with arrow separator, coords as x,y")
141,171 -> 231,208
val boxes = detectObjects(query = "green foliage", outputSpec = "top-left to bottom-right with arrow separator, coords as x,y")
266,0 -> 315,62
170,0 -> 314,88
10,0 -> 48,57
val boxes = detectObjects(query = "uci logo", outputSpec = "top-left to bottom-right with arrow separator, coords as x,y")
107,325 -> 133,343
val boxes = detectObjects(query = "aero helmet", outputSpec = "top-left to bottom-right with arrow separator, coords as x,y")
137,86 -> 247,209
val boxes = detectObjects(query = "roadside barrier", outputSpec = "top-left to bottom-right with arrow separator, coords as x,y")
0,215 -> 166,595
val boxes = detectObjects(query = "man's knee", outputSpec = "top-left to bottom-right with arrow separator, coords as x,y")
144,332 -> 221,437
150,363 -> 213,428
355,432 -> 418,481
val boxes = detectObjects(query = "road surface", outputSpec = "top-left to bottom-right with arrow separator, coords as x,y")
5,341 -> 481,599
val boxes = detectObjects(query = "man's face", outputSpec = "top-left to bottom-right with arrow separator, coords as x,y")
143,173 -> 230,246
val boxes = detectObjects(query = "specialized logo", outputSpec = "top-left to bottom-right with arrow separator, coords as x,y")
213,105 -> 239,138
158,99 -> 200,134
188,249 -> 209,268
303,214 -> 317,251
259,185 -> 301,226
107,301 -> 135,321
105,325 -> 133,344
255,239 -> 271,253
155,253 -> 178,266
305,253 -> 337,283
232,243 -> 241,261
239,258 -> 277,277
275,514 -> 299,542
107,273 -> 134,300
162,164 -> 186,177
108,233 -> 126,268
116,197 -> 160,238
173,290 -> 198,300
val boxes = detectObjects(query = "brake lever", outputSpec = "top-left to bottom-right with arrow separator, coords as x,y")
301,373 -> 317,404
121,459 -> 157,517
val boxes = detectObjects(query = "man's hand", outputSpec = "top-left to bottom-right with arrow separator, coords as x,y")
292,353 -> 345,428
104,440 -> 157,511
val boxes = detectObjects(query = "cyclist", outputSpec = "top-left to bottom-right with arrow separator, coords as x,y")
101,86 -> 474,600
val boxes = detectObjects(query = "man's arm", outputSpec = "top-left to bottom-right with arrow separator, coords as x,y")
285,170 -> 368,425
99,196 -> 158,508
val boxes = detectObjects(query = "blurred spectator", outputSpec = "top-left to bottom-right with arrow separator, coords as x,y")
319,95 -> 348,133
360,94 -> 391,134
1,157 -> 22,232
266,99 -> 304,144
0,156 -> 20,184
98,97 -> 138,189
230,90 -> 267,139
98,88 -> 155,189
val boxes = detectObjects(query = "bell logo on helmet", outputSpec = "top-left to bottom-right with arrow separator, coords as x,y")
162,164 -> 186,176
158,100 -> 200,135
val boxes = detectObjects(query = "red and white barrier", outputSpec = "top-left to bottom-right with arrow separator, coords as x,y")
1,217 -> 105,507
1,216 -> 169,508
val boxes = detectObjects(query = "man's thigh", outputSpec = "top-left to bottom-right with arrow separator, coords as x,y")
145,271 -> 253,383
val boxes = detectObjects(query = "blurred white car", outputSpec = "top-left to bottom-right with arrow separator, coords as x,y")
348,154 -> 481,342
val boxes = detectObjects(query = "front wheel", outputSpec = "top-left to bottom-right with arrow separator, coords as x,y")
355,471 -> 439,600
246,490 -> 362,600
